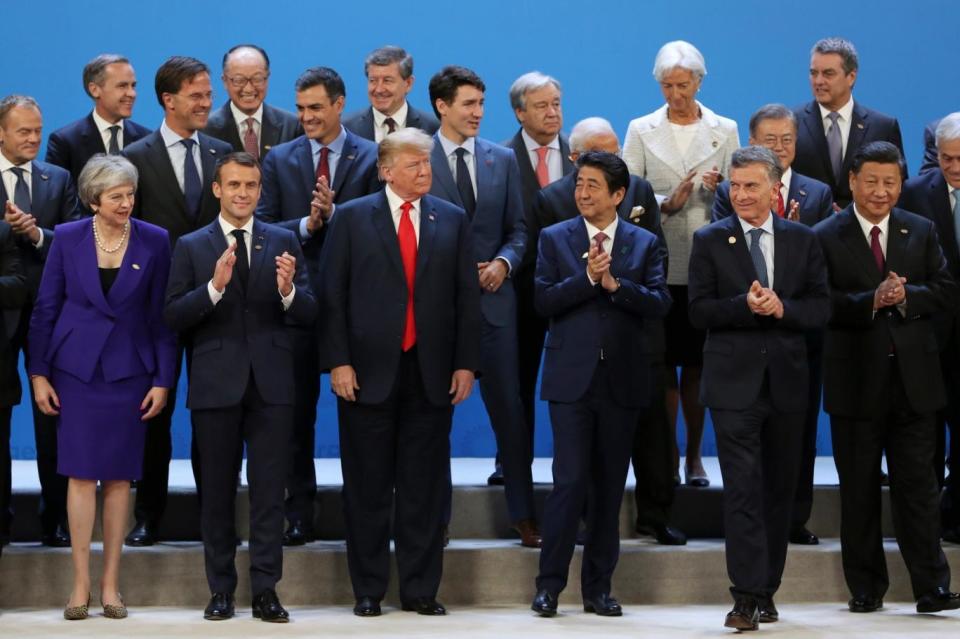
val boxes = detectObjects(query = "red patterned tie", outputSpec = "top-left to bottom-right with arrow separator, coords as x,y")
243,118 -> 259,160
398,202 -> 417,351
594,231 -> 608,254
316,146 -> 330,184
535,146 -> 550,188
776,190 -> 785,217
870,226 -> 885,274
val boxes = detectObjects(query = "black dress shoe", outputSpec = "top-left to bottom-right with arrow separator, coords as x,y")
943,527 -> 960,544
487,463 -> 504,486
789,526 -> 820,545
41,523 -> 71,547
848,596 -> 883,613
531,589 -> 557,617
637,523 -> 687,546
758,596 -> 779,623
203,592 -> 235,620
124,521 -> 157,547
916,587 -> 960,613
724,598 -> 759,630
353,596 -> 382,617
401,597 -> 446,615
282,521 -> 313,547
583,593 -> 622,616
252,588 -> 289,622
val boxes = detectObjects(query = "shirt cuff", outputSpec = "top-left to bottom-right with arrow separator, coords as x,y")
495,256 -> 512,276
587,271 -> 599,286
33,230 -> 45,249
280,284 -> 296,310
298,216 -> 311,240
207,280 -> 224,305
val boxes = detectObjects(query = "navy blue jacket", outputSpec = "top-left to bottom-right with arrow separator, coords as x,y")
46,114 -> 151,182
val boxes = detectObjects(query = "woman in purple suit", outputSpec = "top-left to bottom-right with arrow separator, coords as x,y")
28,154 -> 176,620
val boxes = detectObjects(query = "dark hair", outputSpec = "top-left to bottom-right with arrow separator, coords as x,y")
214,152 -> 261,183
83,54 -> 130,98
811,37 -> 859,74
222,44 -> 270,70
575,151 -> 629,194
294,67 -> 345,101
850,141 -> 906,179
730,145 -> 784,184
748,103 -> 796,137
154,56 -> 209,107
428,65 -> 486,119
0,94 -> 40,126
364,46 -> 413,79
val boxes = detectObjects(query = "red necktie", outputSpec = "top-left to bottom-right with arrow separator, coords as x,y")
243,118 -> 259,160
398,202 -> 417,351
316,146 -> 330,184
594,231 -> 608,254
776,190 -> 785,217
870,226 -> 885,274
535,146 -> 550,188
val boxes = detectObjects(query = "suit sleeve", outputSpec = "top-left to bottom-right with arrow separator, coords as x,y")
919,124 -> 939,175
44,131 -> 70,172
687,231 -> 758,330
281,232 -> 318,326
26,233 -> 66,377
776,233 -> 832,330
534,230 -> 601,318
815,230 -> 876,328
608,237 -> 672,318
147,232 -> 177,387
622,121 -> 646,178
453,215 -> 482,373
495,152 -> 527,271
903,224 -> 958,317
316,210 -> 351,370
0,231 -> 26,310
163,238 -> 217,333
35,175 -> 81,260
711,181 -> 734,222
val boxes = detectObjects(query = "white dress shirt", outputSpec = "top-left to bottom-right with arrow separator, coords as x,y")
739,213 -> 775,288
372,102 -> 409,143
584,216 -> 618,285
780,167 -> 792,208
437,131 -> 478,195
0,153 -> 42,248
230,101 -> 263,145
852,204 -> 889,257
384,185 -> 421,243
521,128 -> 562,184
818,97 -> 855,159
159,120 -> 202,192
91,109 -> 124,151
207,214 -> 295,308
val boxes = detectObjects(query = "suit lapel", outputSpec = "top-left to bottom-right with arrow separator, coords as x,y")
331,131 -> 357,196
371,192 -> 406,282
74,221 -> 116,318
474,138 -> 494,208
248,221 -> 269,292
415,197 -> 437,285
197,135 -> 222,225
430,137 -> 462,206
510,130 -> 538,191
29,161 -> 50,215
609,222 -> 632,273
83,114 -> 107,157
841,104 -> 870,177
801,102 -> 835,187
726,218 -> 760,286
220,103 -> 244,151
885,209 -> 910,275
295,136 -> 316,196
566,219 -> 590,267
559,134 -> 574,175
260,104 -> 280,156
106,221 -> 147,307
145,132 -> 187,218
771,216 -> 790,293
359,109 -> 376,140
640,107 -> 687,178
931,172 -> 960,267
837,209 -> 882,282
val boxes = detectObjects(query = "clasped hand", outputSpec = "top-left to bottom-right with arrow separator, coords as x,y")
747,280 -> 784,319
586,243 -> 619,292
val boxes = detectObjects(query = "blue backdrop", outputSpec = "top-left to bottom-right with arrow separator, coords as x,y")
4,0 -> 958,459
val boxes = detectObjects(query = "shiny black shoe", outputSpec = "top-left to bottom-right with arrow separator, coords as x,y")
789,526 -> 820,545
487,463 -> 504,486
916,587 -> 960,613
724,598 -> 759,630
637,522 -> 687,546
583,593 -> 622,616
401,597 -> 446,615
124,521 -> 157,547
531,589 -> 557,617
353,596 -> 382,617
848,596 -> 883,613
41,523 -> 71,547
203,592 -> 235,620
282,521 -> 313,547
252,588 -> 289,622
758,596 -> 779,623
943,527 -> 960,544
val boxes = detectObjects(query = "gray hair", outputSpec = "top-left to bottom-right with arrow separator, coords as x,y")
0,95 -> 40,126
748,103 -> 797,137
83,54 -> 130,98
730,146 -> 783,184
364,46 -> 414,80
569,117 -> 616,153
935,113 -> 960,148
811,37 -> 858,74
77,154 -> 139,208
378,127 -> 434,167
509,71 -> 562,112
652,40 -> 707,82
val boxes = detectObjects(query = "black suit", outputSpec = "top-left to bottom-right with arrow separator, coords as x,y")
793,100 -> 905,208
815,206 -> 956,601
202,101 -> 302,159
919,119 -> 941,176
45,113 -> 151,182
688,214 -> 831,601
342,103 -> 439,141
121,128 -> 233,532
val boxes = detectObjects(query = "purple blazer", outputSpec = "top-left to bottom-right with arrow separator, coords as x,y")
28,217 -> 177,387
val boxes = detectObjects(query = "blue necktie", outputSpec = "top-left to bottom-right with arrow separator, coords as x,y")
107,125 -> 121,155
180,139 -> 202,220
748,228 -> 769,288
454,147 -> 476,219
9,167 -> 31,212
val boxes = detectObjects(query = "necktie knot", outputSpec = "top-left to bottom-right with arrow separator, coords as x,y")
107,125 -> 121,154
180,138 -> 196,151
244,117 -> 255,131
870,226 -> 881,239
401,201 -> 413,216
9,167 -> 25,179
535,146 -> 550,188
827,111 -> 840,124
384,117 -> 397,134
455,147 -> 468,160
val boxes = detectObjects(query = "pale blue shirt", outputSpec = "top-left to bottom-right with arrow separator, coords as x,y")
437,131 -> 478,195
159,120 -> 202,193
298,126 -> 348,239
739,213 -> 775,288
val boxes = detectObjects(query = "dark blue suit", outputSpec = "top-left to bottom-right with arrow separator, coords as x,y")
342,103 -> 439,141
689,214 -> 830,602
919,118 -> 941,176
45,114 -> 151,182
429,134 -> 534,524
318,190 -> 480,602
202,101 -> 302,159
165,217 -> 316,597
0,226 -> 26,546
534,216 -> 670,599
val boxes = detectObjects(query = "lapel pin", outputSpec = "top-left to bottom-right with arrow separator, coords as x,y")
486,159 -> 493,166
347,154 -> 355,160
712,140 -> 718,148
428,214 -> 436,221
620,246 -> 628,255
857,123 -> 865,129
254,244 -> 263,250
900,228 -> 908,234
799,190 -> 807,196
264,145 -> 272,150
132,263 -> 140,270
728,236 -> 737,244
41,173 -> 49,180
581,252 -> 589,259
209,148 -> 216,154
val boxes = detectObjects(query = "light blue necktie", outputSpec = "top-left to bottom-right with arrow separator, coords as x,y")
748,228 -> 769,288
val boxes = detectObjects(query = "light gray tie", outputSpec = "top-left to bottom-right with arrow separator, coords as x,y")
826,112 -> 843,184
748,228 -> 769,288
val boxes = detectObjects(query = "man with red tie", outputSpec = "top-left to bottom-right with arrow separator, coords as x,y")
318,127 -> 480,617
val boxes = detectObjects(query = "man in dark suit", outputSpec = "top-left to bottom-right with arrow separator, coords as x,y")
690,146 -> 831,630
899,113 -> 960,544
495,71 -> 572,487
531,151 -> 670,618
712,104 -> 834,547
793,38 -> 905,209
0,225 -> 26,558
535,116 -> 684,546
256,66 -> 381,545
46,54 -> 151,183
319,128 -> 480,617
343,46 -> 438,143
815,141 -> 960,614
1,94 -> 79,547
427,65 -> 537,546
919,118 -> 942,176
203,44 -> 301,161
165,152 -> 316,622
121,56 -> 233,546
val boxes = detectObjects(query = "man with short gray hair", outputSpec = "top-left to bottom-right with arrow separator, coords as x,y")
343,46 -> 439,142
46,54 -> 152,183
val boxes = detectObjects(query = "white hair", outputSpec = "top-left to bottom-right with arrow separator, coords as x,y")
935,113 -> 960,148
569,117 -> 617,153
652,40 -> 707,82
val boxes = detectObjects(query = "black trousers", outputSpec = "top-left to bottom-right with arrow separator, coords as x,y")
0,405 -> 12,544
790,339 -> 823,532
338,348 -> 452,601
537,362 -> 637,598
711,380 -> 804,601
935,339 -> 960,531
193,373 -> 292,596
831,360 -> 951,600
516,271 -> 546,466
632,359 -> 675,527
283,326 -> 320,531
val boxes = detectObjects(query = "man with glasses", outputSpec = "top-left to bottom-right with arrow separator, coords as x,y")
204,45 -> 301,161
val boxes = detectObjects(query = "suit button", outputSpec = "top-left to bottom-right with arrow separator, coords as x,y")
760,347 -> 767,355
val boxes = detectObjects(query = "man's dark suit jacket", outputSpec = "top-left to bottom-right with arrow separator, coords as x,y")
429,135 -> 526,327
793,100 -> 905,208
122,130 -> 233,247
814,206 -> 957,418
688,214 -> 831,412
0,160 -> 79,295
342,103 -> 439,141
711,171 -> 834,226
318,191 -> 481,406
919,118 -> 942,176
164,219 -> 317,410
45,114 -> 152,182
202,101 -> 302,158
0,225 -> 26,406
535,217 -> 671,408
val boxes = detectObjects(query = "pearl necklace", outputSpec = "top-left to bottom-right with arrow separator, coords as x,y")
92,217 -> 129,254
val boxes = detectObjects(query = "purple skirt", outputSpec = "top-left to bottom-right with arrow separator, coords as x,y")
53,365 -> 151,481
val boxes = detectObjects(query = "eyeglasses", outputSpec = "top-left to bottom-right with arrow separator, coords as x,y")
224,74 -> 269,89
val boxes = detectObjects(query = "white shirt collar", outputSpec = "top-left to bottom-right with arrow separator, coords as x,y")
438,131 -> 476,157
91,109 -> 123,134
217,214 -> 255,238
0,152 -> 30,174
521,128 -> 559,153
384,184 -> 422,213
739,212 -> 775,237
818,97 -> 854,121
852,204 -> 890,238
584,215 -> 619,242
373,102 -> 409,129
780,167 -> 792,193
160,119 -> 200,147
230,101 -> 263,127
